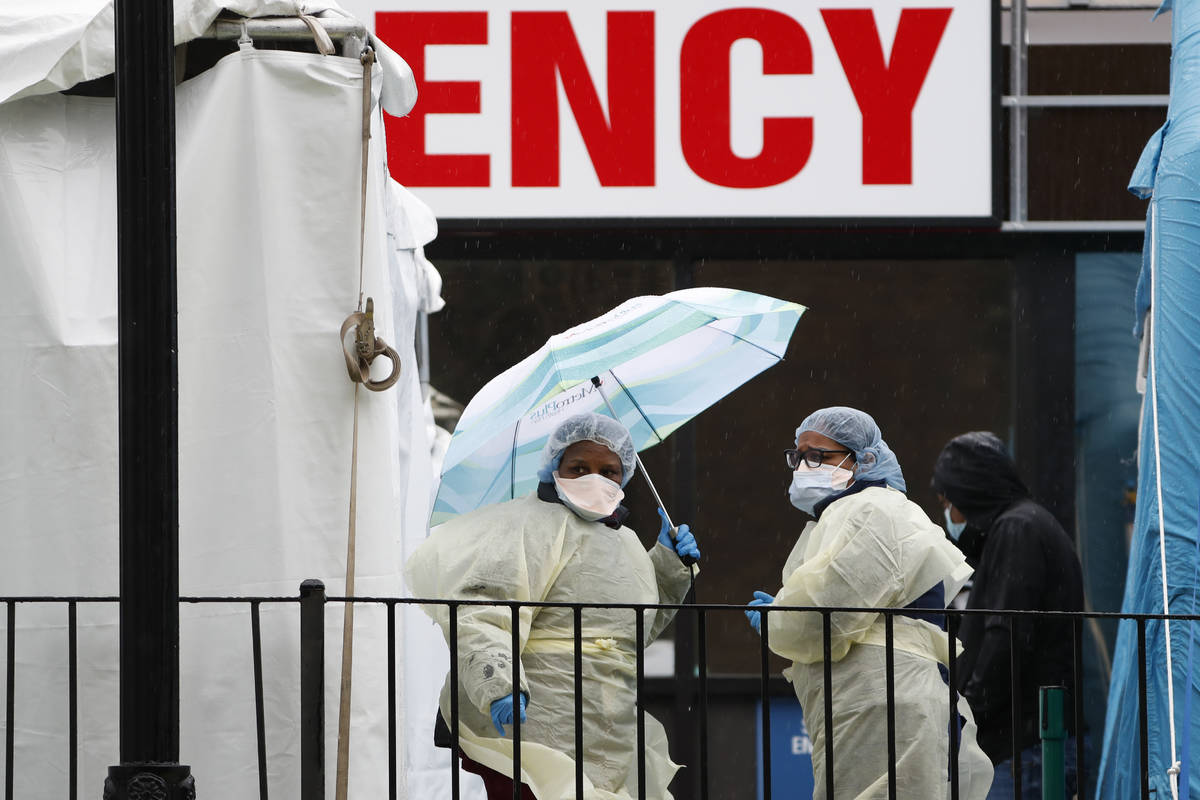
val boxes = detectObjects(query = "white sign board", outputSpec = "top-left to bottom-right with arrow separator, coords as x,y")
342,0 -> 995,221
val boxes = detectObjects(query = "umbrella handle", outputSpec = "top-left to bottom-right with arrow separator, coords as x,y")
591,376 -> 699,569
634,453 -> 698,567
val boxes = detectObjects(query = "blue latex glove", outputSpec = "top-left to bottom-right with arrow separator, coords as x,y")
745,591 -> 775,633
489,692 -> 528,736
657,508 -> 701,562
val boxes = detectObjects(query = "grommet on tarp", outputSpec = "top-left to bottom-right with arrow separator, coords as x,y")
340,297 -> 401,392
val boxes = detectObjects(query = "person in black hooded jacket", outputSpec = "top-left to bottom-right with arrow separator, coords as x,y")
932,431 -> 1084,799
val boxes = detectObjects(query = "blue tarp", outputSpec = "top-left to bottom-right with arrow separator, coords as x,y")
1097,2 -> 1200,797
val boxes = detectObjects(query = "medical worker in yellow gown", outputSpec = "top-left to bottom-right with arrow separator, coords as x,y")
746,407 -> 993,800
407,412 -> 698,800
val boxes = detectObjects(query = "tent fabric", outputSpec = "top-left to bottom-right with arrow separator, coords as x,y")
0,46 -> 435,798
0,0 -> 417,116
1099,1 -> 1200,797
1074,252 -> 1142,746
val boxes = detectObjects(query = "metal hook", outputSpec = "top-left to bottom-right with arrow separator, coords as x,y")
340,297 -> 401,392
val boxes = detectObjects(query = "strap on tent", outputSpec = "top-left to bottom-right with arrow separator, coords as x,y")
336,45 -> 398,800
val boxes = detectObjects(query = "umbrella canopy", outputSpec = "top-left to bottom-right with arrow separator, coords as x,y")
431,287 -> 805,524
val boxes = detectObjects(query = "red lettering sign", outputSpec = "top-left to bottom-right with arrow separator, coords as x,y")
510,12 -> 655,187
369,3 -> 991,219
376,11 -> 490,187
822,8 -> 953,185
680,9 -> 813,189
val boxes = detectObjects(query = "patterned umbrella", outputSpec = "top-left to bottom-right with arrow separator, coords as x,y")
431,287 -> 805,525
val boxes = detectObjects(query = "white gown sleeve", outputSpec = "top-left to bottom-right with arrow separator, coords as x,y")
767,498 -> 905,664
647,541 -> 695,642
406,500 -> 574,714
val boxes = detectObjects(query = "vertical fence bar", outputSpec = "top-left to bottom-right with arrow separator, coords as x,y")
6,601 -> 13,800
511,604 -> 521,800
697,608 -> 709,800
449,603 -> 460,800
1138,618 -> 1149,800
760,608 -> 771,800
636,608 -> 646,800
948,613 -> 960,800
251,601 -> 269,800
68,602 -> 78,800
387,601 -> 397,800
573,606 -> 583,800
300,580 -> 326,800
1073,616 -> 1085,799
822,612 -> 834,800
884,613 -> 896,800
1010,617 -> 1022,799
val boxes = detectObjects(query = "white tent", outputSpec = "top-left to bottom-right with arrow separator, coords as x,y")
0,3 -> 461,797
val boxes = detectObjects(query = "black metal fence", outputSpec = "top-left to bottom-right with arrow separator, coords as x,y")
0,584 -> 1184,800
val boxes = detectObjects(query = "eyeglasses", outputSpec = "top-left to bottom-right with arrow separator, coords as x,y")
785,448 -> 853,470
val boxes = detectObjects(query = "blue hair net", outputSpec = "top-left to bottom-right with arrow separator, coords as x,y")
537,412 -> 638,487
796,406 -> 907,492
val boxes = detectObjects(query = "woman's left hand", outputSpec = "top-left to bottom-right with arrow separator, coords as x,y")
744,590 -> 775,633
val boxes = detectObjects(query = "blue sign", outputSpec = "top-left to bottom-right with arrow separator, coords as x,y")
756,696 -> 816,800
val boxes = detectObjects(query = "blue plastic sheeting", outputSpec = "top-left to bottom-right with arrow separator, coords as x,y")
1075,253 -> 1141,761
1098,0 -> 1200,796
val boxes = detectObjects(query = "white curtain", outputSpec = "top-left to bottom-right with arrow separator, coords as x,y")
0,45 -> 439,799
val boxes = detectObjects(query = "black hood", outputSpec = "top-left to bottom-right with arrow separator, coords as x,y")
931,431 -> 1029,531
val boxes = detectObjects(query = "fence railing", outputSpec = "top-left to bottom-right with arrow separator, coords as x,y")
0,583 -> 1187,800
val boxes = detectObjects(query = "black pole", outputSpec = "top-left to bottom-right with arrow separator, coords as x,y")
105,0 -> 192,796
300,580 -> 327,800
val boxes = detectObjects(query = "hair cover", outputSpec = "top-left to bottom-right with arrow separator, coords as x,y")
796,406 -> 907,492
537,412 -> 637,487
931,431 -> 1029,528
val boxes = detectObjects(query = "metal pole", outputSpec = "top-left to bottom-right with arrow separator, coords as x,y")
1009,0 -> 1029,224
301,580 -> 327,800
106,0 -> 192,795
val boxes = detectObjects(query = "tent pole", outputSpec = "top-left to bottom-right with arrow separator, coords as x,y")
106,0 -> 192,796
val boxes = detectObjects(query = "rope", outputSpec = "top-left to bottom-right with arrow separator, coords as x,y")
1148,199 -> 1181,800
336,385 -> 360,800
356,47 -> 373,314
335,45 -> 376,800
337,43 -> 399,391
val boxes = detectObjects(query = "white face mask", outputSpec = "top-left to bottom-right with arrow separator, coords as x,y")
944,507 -> 968,541
787,456 -> 854,516
553,472 -> 625,521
